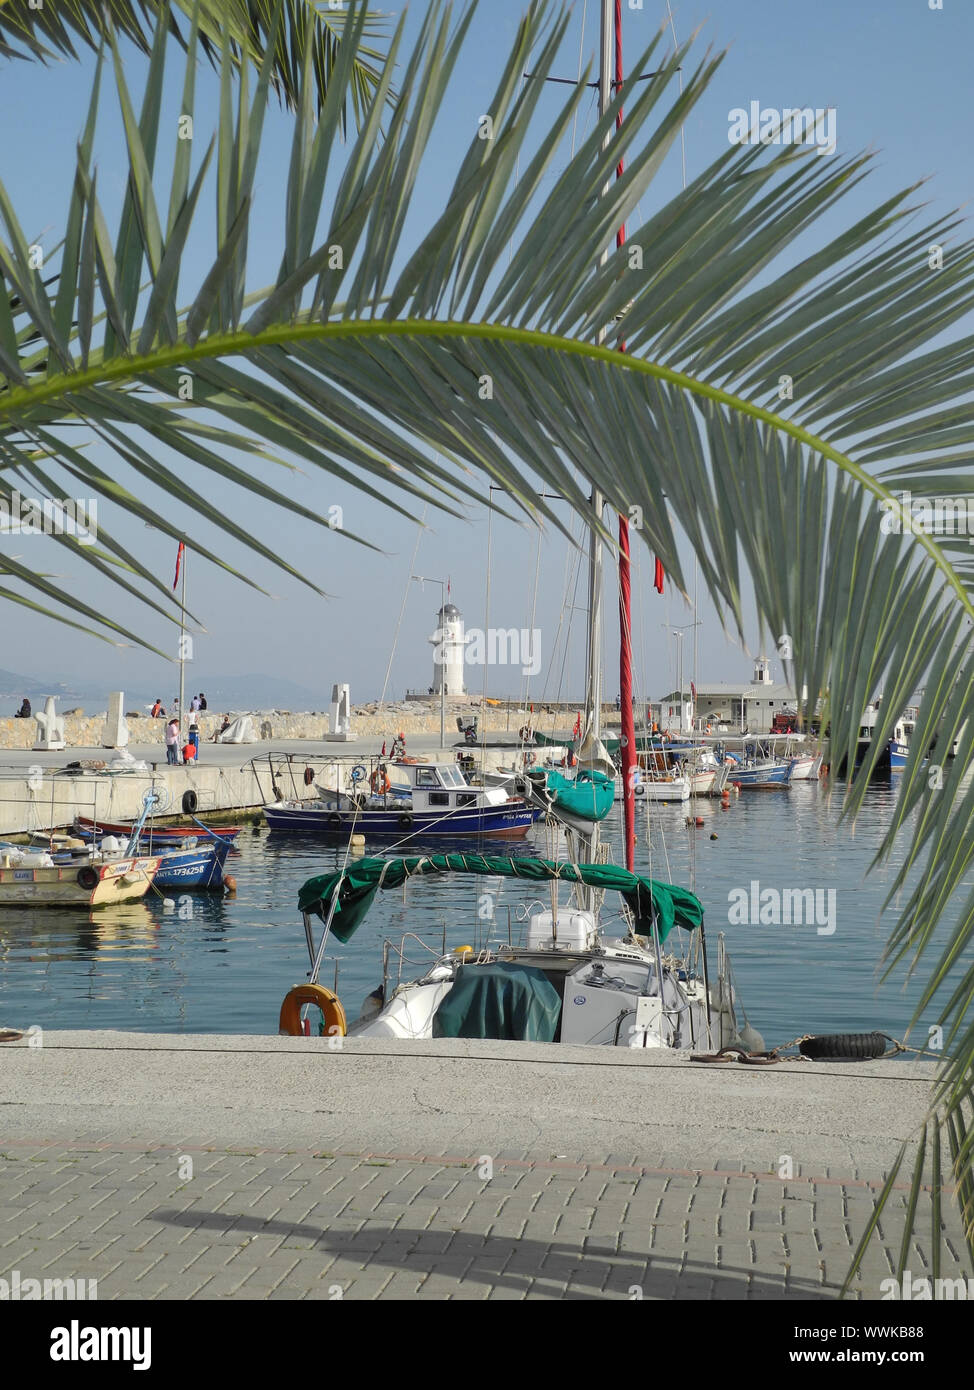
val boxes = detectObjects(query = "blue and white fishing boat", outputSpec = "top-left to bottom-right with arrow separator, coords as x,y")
852,702 -> 915,773
720,738 -> 796,788
263,759 -> 537,838
42,816 -> 234,892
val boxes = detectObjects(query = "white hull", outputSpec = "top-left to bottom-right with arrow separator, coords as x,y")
788,753 -> 822,780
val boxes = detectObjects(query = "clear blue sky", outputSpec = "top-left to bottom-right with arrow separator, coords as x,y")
0,0 -> 970,704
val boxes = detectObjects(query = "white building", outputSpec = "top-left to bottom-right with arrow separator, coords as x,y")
429,602 -> 466,697
658,657 -> 801,735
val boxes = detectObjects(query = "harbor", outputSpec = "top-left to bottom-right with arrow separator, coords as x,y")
1,0 -> 972,1332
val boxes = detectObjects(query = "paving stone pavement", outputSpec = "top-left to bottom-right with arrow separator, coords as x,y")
0,1035 -> 968,1301
0,1138 -> 966,1300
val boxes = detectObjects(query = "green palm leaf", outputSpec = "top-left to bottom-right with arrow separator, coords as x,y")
0,0 -> 392,126
2,0 -> 974,1277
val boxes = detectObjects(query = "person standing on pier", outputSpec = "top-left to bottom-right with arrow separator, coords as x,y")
165,716 -> 180,765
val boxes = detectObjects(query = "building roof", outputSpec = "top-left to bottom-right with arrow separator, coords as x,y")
659,681 -> 797,701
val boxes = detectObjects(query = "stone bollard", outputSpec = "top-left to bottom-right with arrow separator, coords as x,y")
102,691 -> 129,748
327,683 -> 351,741
33,696 -> 66,751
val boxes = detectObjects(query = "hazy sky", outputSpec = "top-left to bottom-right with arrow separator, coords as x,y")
0,0 -> 970,703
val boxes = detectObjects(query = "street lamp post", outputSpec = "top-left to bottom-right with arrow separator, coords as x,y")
411,575 -> 447,750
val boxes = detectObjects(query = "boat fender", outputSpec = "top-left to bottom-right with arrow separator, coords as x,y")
303,766 -> 315,787
76,865 -> 99,890
279,984 -> 347,1038
181,789 -> 198,815
327,812 -> 342,830
799,1032 -> 889,1061
398,812 -> 414,830
223,875 -> 237,896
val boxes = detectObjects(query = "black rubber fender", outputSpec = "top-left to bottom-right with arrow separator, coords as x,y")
181,789 -> 198,815
398,812 -> 414,830
76,865 -> 99,891
799,1032 -> 889,1061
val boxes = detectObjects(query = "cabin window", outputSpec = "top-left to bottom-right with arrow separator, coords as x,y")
415,769 -> 438,787
428,792 -> 450,806
457,794 -> 476,807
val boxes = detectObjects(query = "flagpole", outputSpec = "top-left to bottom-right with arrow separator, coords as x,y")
178,543 -> 187,743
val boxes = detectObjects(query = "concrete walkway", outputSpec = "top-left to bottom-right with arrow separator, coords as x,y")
0,1033 -> 965,1300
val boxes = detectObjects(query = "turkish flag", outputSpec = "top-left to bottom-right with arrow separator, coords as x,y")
654,557 -> 664,595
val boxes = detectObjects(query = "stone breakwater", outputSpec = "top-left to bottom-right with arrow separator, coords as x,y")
0,705 -> 625,749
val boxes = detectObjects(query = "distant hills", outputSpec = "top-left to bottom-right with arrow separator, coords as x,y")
0,668 -> 328,711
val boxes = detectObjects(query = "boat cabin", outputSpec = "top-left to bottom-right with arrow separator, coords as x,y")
398,762 -> 510,811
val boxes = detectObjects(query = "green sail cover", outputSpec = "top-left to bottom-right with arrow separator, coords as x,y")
432,961 -> 561,1042
531,768 -> 614,823
297,853 -> 704,945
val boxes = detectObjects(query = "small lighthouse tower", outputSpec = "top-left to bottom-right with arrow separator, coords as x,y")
430,602 -> 466,696
753,655 -> 773,686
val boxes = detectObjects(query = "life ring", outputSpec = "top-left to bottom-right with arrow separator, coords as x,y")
370,767 -> 391,795
303,766 -> 315,787
327,812 -> 342,830
76,865 -> 99,890
350,764 -> 367,783
279,984 -> 347,1038
181,789 -> 198,814
518,725 -> 532,741
398,812 -> 414,830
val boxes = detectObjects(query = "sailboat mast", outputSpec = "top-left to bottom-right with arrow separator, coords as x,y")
580,0 -> 614,870
178,544 -> 187,738
613,0 -> 637,874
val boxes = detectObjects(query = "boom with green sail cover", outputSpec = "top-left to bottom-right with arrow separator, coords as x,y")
297,853 -> 704,944
526,767 -> 615,824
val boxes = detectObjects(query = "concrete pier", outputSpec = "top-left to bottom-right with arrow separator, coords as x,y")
0,1034 -> 965,1300
0,732 -> 520,835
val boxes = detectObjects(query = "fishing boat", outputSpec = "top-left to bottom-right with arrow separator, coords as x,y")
720,737 -> 796,788
73,815 -> 241,843
0,845 -> 160,908
849,702 -> 915,774
60,827 -> 232,891
277,0 -> 757,1056
264,759 -> 536,838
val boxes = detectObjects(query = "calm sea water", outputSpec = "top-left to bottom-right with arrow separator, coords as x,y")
0,782 -> 965,1046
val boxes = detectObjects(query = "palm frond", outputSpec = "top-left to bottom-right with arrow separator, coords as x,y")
0,0 -> 393,126
2,0 -> 974,1273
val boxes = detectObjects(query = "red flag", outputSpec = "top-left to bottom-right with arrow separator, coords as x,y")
690,681 -> 696,702
654,557 -> 664,594
381,741 -> 386,756
173,541 -> 185,591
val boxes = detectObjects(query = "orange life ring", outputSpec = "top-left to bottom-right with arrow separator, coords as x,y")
303,766 -> 315,786
279,984 -> 347,1038
370,767 -> 391,794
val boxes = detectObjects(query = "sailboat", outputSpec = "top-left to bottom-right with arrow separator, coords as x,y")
279,1 -> 754,1054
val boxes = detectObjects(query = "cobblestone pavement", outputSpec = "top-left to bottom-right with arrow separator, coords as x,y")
0,1137 -> 964,1300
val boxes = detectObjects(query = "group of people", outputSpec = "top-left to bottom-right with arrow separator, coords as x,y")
154,693 -> 225,765
151,692 -> 208,719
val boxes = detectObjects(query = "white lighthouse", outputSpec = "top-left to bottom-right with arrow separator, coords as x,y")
429,602 -> 466,696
